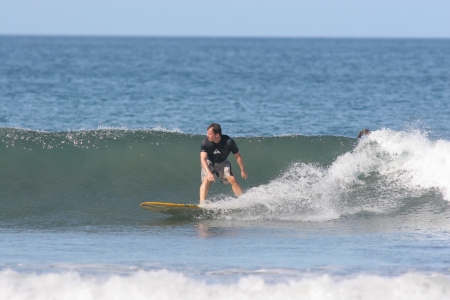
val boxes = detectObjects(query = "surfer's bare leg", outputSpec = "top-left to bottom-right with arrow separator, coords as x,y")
227,175 -> 243,197
200,178 -> 212,204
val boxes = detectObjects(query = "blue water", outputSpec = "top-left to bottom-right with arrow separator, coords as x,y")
1,36 -> 450,299
2,37 -> 450,137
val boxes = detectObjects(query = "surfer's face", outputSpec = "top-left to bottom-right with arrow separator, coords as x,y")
206,128 -> 220,143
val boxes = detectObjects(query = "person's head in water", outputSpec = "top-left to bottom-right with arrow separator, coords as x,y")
358,129 -> 371,139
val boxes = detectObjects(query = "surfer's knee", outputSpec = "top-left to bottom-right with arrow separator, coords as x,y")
201,177 -> 212,187
227,175 -> 238,185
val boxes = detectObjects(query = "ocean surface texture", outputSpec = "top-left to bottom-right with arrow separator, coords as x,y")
1,36 -> 450,299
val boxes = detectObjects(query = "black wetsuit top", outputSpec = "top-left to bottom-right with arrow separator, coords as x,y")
200,135 -> 239,164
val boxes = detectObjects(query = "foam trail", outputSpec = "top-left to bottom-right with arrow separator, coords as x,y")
207,129 -> 450,221
1,269 -> 449,300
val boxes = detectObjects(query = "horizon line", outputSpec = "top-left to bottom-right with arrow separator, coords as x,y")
1,33 -> 449,40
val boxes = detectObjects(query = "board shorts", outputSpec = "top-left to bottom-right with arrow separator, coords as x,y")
201,159 -> 234,185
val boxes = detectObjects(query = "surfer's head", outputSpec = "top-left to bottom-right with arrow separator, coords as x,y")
207,123 -> 222,135
207,123 -> 222,142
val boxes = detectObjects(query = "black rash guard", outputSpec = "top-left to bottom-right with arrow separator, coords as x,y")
200,135 -> 239,164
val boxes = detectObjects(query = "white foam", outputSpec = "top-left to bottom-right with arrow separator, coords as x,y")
206,129 -> 450,221
368,129 -> 450,200
146,126 -> 184,134
1,269 -> 449,300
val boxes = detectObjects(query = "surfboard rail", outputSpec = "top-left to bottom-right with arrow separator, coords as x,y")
140,201 -> 202,215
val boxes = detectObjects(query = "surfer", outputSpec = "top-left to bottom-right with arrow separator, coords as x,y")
358,129 -> 371,139
200,123 -> 248,205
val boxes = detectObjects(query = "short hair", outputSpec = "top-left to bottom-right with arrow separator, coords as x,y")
207,123 -> 222,135
358,129 -> 371,138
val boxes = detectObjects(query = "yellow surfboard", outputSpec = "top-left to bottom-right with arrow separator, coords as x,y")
140,201 -> 205,215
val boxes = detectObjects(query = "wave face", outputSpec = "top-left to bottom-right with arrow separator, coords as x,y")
1,128 -> 449,228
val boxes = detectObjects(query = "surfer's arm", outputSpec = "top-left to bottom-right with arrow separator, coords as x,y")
234,152 -> 248,180
200,152 -> 215,182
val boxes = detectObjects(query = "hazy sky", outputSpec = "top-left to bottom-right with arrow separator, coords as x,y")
1,0 -> 449,38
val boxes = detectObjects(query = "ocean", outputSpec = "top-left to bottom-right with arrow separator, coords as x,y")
1,36 -> 450,299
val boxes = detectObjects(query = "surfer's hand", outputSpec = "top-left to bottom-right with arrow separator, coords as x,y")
241,170 -> 248,180
207,173 -> 215,182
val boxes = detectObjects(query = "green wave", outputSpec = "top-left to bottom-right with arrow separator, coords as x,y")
0,128 -> 355,227
5,128 -> 447,228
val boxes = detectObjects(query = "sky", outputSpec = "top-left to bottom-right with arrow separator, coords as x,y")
1,0 -> 449,38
